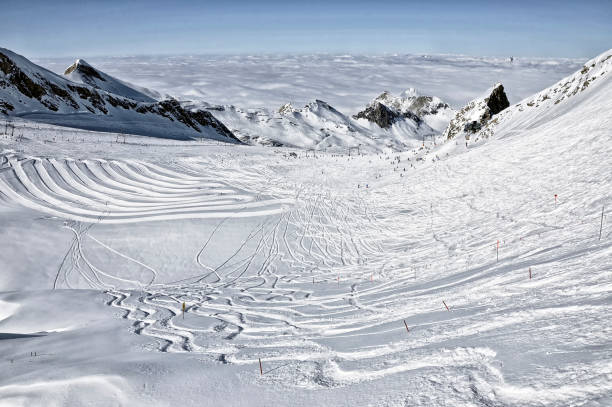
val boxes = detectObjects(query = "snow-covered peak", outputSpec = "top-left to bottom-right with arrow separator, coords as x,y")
64,59 -> 157,103
399,88 -> 420,99
73,59 -> 92,68
303,99 -> 338,113
278,102 -> 294,115
0,47 -> 239,142
359,89 -> 455,133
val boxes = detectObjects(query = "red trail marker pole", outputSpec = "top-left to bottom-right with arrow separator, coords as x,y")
403,320 -> 410,333
529,267 -> 532,280
443,301 -> 450,311
554,194 -> 558,206
259,358 -> 263,375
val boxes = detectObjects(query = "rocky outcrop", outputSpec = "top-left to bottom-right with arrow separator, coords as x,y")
353,102 -> 401,128
486,84 -> 510,115
0,100 -> 14,114
278,103 -> 294,115
355,89 -> 454,133
443,83 -> 510,140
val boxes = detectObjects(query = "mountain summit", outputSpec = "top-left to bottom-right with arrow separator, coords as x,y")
0,48 -> 239,142
64,59 -> 159,102
355,89 -> 455,133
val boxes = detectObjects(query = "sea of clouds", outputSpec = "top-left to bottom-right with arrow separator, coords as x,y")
35,54 -> 584,114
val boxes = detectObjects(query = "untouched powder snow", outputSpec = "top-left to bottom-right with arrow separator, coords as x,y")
0,49 -> 610,406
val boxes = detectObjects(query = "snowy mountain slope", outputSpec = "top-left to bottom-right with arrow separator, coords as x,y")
0,49 -> 611,407
199,99 -> 437,151
0,48 -> 238,142
464,49 -> 612,143
357,89 -> 456,133
442,83 -> 510,141
64,59 -> 158,103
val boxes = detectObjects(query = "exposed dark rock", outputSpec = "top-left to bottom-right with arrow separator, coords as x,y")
106,94 -> 137,110
48,82 -> 79,109
136,105 -> 153,114
41,99 -> 59,111
463,121 -> 482,133
0,100 -> 14,114
402,110 -> 422,125
444,83 -> 510,140
353,102 -> 400,128
411,95 -> 450,116
67,84 -> 107,114
191,109 -> 233,134
486,84 -> 510,115
0,52 -> 46,100
0,48 -> 240,142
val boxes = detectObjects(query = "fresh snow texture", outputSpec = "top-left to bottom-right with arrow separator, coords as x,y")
0,50 -> 611,406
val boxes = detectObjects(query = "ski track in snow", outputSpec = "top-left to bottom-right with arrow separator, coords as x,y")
1,49 -> 611,404
2,131 -> 609,406
0,152 -> 292,224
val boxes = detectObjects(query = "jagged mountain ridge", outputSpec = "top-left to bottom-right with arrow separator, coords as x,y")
64,59 -> 160,102
0,48 -> 238,142
197,98 -> 438,151
357,89 -> 456,133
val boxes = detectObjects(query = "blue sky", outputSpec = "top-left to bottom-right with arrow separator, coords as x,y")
2,0 -> 610,58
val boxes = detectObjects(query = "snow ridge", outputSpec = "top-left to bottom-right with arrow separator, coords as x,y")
0,48 -> 238,142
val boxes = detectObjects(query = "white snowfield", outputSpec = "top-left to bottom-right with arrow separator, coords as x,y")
0,49 -> 611,407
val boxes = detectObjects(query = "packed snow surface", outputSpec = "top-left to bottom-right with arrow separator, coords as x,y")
0,51 -> 611,406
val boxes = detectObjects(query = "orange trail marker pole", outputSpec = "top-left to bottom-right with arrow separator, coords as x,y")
403,320 -> 409,333
529,267 -> 532,280
182,302 -> 186,319
259,358 -> 263,375
443,301 -> 450,311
